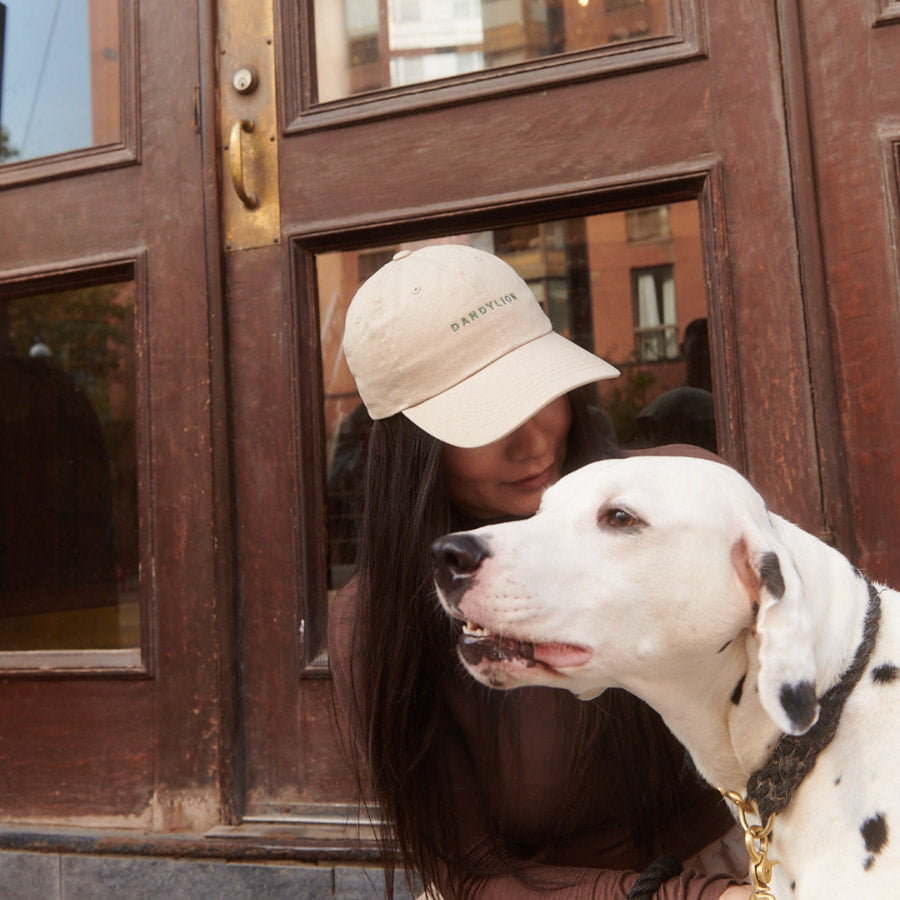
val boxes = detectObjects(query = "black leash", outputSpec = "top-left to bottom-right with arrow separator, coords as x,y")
626,855 -> 684,899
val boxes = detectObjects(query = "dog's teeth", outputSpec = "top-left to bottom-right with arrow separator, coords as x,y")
463,620 -> 491,637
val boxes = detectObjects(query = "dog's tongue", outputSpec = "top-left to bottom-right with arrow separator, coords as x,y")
459,634 -> 589,669
532,641 -> 591,668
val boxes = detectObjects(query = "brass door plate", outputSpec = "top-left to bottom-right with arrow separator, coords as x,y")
219,0 -> 280,251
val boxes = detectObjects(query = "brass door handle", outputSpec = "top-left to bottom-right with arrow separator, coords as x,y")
229,119 -> 260,209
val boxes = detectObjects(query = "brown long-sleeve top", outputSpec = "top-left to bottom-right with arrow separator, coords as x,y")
330,587 -> 745,899
328,447 -> 746,899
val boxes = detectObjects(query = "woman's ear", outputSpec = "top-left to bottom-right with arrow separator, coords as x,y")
732,533 -> 819,736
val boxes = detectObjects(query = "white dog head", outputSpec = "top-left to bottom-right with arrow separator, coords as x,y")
433,456 -> 820,737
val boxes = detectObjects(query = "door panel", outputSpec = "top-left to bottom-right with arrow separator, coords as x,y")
793,0 -> 900,584
0,0 -> 227,829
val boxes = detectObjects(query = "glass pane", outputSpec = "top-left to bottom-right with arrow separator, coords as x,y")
316,200 -> 713,595
0,0 -> 121,164
315,0 -> 674,102
0,281 -> 139,651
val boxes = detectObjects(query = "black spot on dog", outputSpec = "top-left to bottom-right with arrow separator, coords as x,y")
862,812 -> 888,854
872,663 -> 899,684
760,552 -> 786,599
717,639 -> 732,654
780,680 -> 817,732
731,674 -> 746,705
861,812 -> 888,871
834,776 -> 841,786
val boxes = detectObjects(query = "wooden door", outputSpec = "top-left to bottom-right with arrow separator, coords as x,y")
232,0 -> 831,828
0,0 -> 232,829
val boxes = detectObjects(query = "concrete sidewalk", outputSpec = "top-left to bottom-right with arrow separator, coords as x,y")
0,851 -> 421,900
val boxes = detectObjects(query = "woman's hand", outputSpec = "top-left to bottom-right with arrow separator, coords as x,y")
719,887 -> 753,899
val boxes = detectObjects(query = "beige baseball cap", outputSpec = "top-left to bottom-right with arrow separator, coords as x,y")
341,243 -> 619,448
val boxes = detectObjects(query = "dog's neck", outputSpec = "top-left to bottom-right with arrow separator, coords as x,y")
628,640 -> 755,791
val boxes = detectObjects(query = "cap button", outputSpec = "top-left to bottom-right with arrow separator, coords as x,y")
392,249 -> 412,261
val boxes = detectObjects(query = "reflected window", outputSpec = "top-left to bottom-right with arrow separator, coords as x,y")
0,0 -> 121,164
315,0 -> 673,102
626,205 -> 670,243
0,281 -> 138,651
632,264 -> 677,362
316,200 -> 714,595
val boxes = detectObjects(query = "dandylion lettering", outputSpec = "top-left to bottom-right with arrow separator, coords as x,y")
449,292 -> 518,332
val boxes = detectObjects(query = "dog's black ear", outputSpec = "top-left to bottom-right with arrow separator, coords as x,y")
734,535 -> 819,735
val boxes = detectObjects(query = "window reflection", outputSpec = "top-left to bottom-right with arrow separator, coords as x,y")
316,200 -> 713,595
0,282 -> 138,651
0,0 -> 120,164
315,0 -> 673,102
632,264 -> 678,362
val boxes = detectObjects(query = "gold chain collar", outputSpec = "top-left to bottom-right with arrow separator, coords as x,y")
719,789 -> 778,899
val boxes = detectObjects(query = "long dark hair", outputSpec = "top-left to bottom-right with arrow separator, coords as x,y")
347,386 -> 683,895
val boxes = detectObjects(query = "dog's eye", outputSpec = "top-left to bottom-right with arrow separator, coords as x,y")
604,508 -> 639,528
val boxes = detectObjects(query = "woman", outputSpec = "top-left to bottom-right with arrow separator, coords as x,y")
329,244 -> 751,899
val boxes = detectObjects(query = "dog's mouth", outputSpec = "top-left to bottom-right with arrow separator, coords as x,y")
458,620 -> 591,672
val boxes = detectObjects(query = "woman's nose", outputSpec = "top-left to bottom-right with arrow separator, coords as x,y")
505,417 -> 550,461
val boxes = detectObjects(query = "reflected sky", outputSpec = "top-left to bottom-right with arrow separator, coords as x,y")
0,0 -> 91,161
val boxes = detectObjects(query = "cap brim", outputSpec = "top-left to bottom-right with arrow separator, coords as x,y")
402,332 -> 619,448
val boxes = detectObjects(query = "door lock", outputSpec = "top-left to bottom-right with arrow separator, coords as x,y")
232,66 -> 259,94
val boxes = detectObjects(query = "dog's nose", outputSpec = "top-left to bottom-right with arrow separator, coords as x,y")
432,533 -> 491,606
433,532 -> 491,575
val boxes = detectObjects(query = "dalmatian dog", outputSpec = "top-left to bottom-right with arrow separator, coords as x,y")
432,456 -> 900,898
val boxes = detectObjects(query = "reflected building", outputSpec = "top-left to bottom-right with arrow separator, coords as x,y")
88,0 -> 121,147
321,0 -> 672,101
